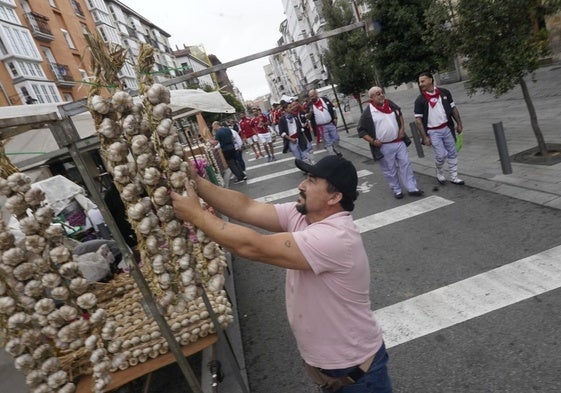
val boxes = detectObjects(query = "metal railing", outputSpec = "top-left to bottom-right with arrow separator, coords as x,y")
25,12 -> 53,38
50,63 -> 74,84
71,0 -> 85,17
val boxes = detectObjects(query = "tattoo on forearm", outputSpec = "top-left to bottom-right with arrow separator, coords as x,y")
221,222 -> 226,231
284,240 -> 291,248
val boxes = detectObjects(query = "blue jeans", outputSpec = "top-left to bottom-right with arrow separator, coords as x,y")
321,343 -> 392,393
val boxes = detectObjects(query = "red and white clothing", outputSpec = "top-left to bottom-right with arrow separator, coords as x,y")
250,114 -> 270,134
311,98 -> 334,126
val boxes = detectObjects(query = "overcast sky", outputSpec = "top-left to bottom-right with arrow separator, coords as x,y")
119,0 -> 286,100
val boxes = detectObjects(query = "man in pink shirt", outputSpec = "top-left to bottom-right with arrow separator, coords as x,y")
171,156 -> 392,392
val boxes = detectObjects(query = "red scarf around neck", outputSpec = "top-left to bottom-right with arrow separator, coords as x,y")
422,87 -> 440,108
370,99 -> 392,114
313,99 -> 324,111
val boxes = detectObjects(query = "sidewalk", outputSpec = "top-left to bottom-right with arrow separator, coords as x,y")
336,64 -> 561,210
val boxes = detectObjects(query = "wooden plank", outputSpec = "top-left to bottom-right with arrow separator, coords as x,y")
75,334 -> 218,393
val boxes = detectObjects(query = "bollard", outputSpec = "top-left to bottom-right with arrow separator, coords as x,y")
409,122 -> 425,158
492,122 -> 512,174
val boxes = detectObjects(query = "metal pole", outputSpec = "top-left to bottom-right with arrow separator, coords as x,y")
331,83 -> 348,133
409,122 -> 425,158
492,122 -> 512,174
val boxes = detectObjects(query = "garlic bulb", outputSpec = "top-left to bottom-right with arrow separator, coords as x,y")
47,370 -> 68,389
91,95 -> 110,114
43,226 -> 64,244
113,164 -> 134,185
24,187 -> 45,207
156,118 -> 173,137
0,177 -> 12,196
8,312 -> 31,329
152,186 -> 169,206
167,155 -> 183,171
170,171 -> 187,189
157,205 -> 175,223
0,231 -> 15,250
135,152 -> 154,170
146,83 -> 170,105
14,354 -> 36,371
85,334 -> 99,350
177,254 -> 191,270
58,305 -> 78,322
5,193 -> 27,217
2,247 -> 25,266
182,284 -> 198,302
162,135 -> 178,154
152,103 -> 171,120
203,242 -> 218,259
31,254 -> 51,274
69,277 -> 89,294
164,220 -> 183,237
107,141 -> 129,163
34,298 -> 56,315
59,262 -> 80,279
58,382 -> 76,393
90,308 -> 107,325
142,167 -> 161,186
19,216 -> 40,235
49,245 -> 71,263
180,269 -> 194,286
98,117 -> 116,139
172,237 -> 188,256
25,235 -> 46,254
76,292 -> 97,310
25,370 -> 46,388
122,114 -> 139,136
120,183 -> 141,202
7,173 -> 32,193
207,274 -> 225,292
42,273 -> 61,289
0,296 -> 17,315
127,201 -> 149,221
34,206 -> 54,225
31,344 -> 52,361
13,262 -> 35,281
112,90 -> 133,112
24,280 -> 44,298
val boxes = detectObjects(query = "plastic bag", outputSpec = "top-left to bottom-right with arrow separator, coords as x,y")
456,133 -> 463,152
74,244 -> 113,282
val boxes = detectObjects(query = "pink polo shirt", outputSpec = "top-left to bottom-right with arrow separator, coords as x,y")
275,202 -> 384,369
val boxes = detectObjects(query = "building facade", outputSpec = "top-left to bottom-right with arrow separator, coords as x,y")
0,0 -> 98,105
172,45 -> 216,90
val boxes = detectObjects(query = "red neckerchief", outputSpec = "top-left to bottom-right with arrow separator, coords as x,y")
313,99 -> 324,111
422,87 -> 440,108
370,99 -> 392,114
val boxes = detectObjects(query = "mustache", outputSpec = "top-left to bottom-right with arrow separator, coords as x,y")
299,191 -> 306,199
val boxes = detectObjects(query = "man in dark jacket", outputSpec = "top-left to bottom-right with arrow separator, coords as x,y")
211,121 -> 247,184
278,101 -> 313,164
414,71 -> 465,185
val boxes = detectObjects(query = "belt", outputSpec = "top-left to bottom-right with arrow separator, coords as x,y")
321,353 -> 375,383
382,137 -> 403,144
427,122 -> 448,130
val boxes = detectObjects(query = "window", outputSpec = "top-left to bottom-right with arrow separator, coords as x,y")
0,37 -> 7,55
0,5 -> 19,23
63,93 -> 73,101
30,82 -> 61,103
2,25 -> 40,58
79,68 -> 88,81
7,62 -> 18,77
61,29 -> 76,49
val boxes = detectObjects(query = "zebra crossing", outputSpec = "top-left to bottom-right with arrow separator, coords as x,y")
240,140 -> 561,352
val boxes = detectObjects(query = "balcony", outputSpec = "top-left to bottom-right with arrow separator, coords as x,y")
25,12 -> 54,42
71,0 -> 85,18
50,63 -> 75,87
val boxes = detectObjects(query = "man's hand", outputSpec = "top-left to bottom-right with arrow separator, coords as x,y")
170,180 -> 203,223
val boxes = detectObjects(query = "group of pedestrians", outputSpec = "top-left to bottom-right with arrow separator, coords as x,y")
359,71 -> 464,199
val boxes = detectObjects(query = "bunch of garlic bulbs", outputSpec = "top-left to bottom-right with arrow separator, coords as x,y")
0,174 -> 116,393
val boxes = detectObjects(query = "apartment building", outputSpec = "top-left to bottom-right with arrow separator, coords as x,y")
172,45 -> 216,90
0,0 -> 97,106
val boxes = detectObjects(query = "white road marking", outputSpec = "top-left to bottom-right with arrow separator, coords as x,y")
255,169 -> 374,202
376,244 -> 561,349
355,196 -> 454,233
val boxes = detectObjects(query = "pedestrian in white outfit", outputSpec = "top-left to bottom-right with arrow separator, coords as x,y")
358,86 -> 423,199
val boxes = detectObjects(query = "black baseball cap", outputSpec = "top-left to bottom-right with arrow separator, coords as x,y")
295,156 -> 358,201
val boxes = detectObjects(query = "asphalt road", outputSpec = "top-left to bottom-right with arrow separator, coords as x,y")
231,145 -> 561,393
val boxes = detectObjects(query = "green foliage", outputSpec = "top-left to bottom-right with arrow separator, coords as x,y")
366,0 -> 452,86
456,0 -> 554,96
321,0 -> 378,96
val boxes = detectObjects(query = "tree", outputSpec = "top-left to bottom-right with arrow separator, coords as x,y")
322,0 -> 377,111
366,0 -> 452,87
455,0 -> 561,157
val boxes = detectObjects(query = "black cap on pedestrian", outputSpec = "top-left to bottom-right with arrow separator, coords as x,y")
295,156 -> 358,201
